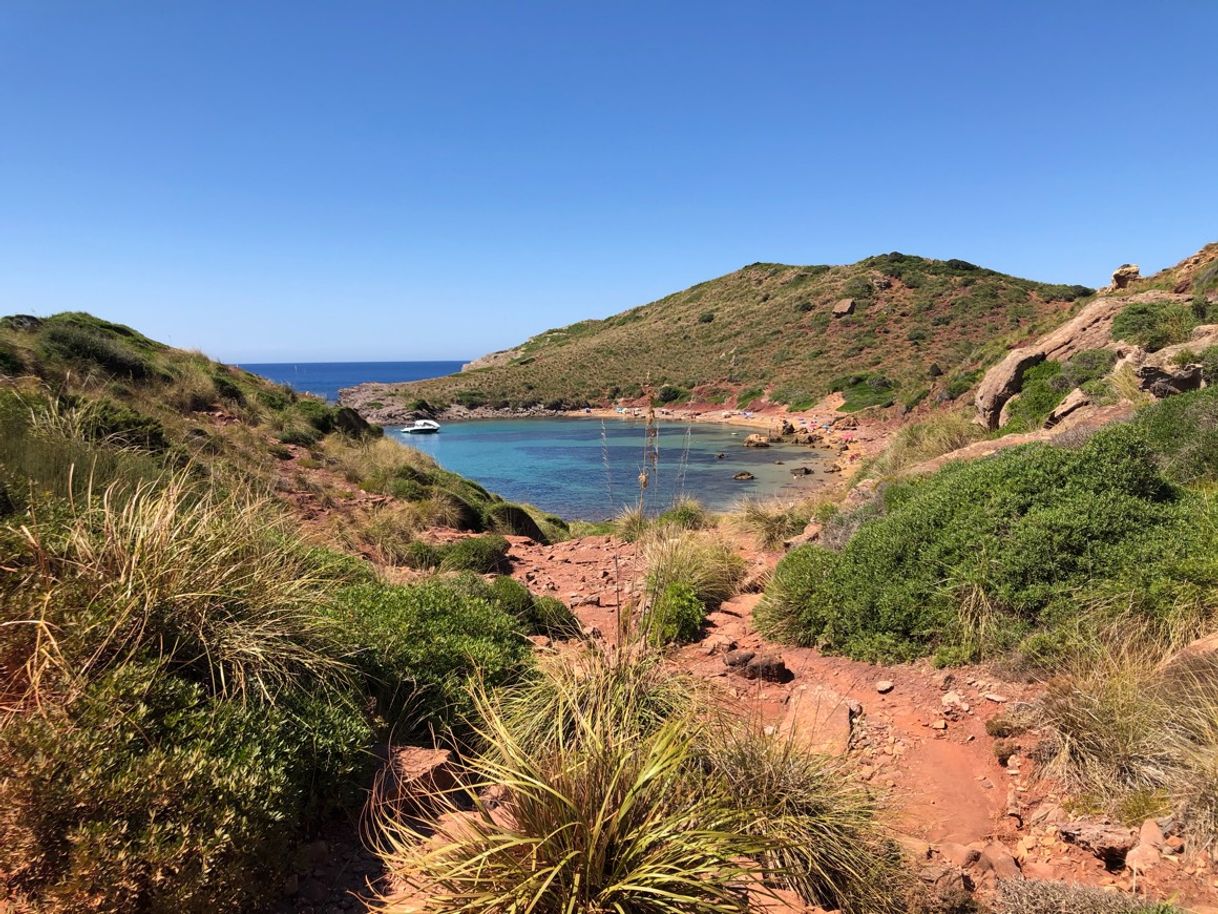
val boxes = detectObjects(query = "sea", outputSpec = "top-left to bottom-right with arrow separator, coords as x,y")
239,361 -> 829,519
237,360 -> 466,403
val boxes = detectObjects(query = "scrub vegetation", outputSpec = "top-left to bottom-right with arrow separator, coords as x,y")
385,253 -> 1093,415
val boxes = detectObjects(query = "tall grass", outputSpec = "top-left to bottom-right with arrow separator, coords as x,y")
19,472 -> 350,701
375,683 -> 759,914
859,409 -> 983,480
703,723 -> 905,914
1041,634 -> 1218,846
642,528 -> 745,610
731,496 -> 811,550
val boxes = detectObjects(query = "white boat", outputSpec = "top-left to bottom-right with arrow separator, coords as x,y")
402,419 -> 440,434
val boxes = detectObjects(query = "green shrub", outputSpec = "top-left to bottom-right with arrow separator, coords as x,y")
1133,385 -> 1218,485
0,340 -> 24,375
698,310 -> 715,323
1111,300 -> 1199,351
645,580 -> 705,645
83,398 -> 169,451
0,662 -> 369,914
402,539 -> 442,569
1003,350 -> 1117,433
758,421 -> 1206,663
830,373 -> 895,412
40,322 -> 152,378
333,580 -> 531,725
439,534 -> 511,573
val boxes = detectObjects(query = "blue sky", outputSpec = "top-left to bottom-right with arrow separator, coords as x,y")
2,2 -> 1215,362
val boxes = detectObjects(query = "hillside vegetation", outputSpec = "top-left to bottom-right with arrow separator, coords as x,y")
0,313 -> 574,912
370,253 -> 1093,415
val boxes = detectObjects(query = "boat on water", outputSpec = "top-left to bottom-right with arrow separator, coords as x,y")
402,419 -> 441,434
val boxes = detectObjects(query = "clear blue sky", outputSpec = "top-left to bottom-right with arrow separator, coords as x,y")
2,2 -> 1215,362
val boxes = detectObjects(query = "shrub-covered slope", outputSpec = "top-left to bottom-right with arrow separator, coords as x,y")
359,253 -> 1093,417
758,385 -> 1218,666
0,312 -> 572,912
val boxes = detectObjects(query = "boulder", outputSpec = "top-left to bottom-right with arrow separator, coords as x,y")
779,419 -> 796,436
723,649 -> 755,668
741,653 -> 791,682
1058,821 -> 1136,867
832,297 -> 856,317
1110,263 -> 1141,290
375,746 -> 455,817
744,433 -> 770,448
334,405 -> 381,439
975,349 -> 1044,429
733,471 -> 756,481
1043,387 -> 1091,429
977,843 -> 1021,879
875,680 -> 894,694
1124,842 -> 1161,872
778,684 -> 854,755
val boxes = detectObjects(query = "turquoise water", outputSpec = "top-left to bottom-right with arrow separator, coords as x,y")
387,418 -> 831,520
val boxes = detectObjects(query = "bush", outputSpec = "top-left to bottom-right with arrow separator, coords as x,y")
734,497 -> 809,550
1131,385 -> 1218,484
438,534 -> 510,573
645,580 -> 705,645
0,662 -> 370,914
1111,300 -> 1198,351
41,322 -> 152,378
657,496 -> 708,530
1002,350 -> 1117,433
332,579 -> 531,726
656,384 -> 685,403
758,422 -> 1206,663
0,340 -> 24,375
698,310 -> 715,323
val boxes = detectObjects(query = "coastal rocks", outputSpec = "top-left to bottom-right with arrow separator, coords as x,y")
1109,263 -> 1141,290
1043,387 -> 1091,429
832,297 -> 856,317
789,466 -> 814,476
744,433 -> 770,448
733,471 -> 756,481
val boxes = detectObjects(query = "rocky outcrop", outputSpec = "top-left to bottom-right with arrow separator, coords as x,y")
1108,263 -> 1140,290
744,433 -> 770,448
975,350 -> 1044,429
832,297 -> 855,317
1136,363 -> 1203,398
974,292 -> 1190,428
1043,387 -> 1091,429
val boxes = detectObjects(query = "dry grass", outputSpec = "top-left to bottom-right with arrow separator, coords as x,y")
860,409 -> 984,480
16,472 -> 349,702
730,496 -> 811,550
642,527 -> 746,609
1041,633 -> 1218,847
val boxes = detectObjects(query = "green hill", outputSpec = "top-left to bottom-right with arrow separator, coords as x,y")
362,253 -> 1093,417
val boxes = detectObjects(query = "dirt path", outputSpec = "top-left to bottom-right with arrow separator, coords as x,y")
506,533 -> 1218,909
